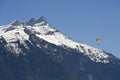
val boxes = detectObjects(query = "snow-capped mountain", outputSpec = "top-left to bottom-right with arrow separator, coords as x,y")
0,16 -> 114,63
0,16 -> 120,80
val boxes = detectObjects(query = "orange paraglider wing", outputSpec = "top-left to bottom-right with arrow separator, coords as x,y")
96,37 -> 101,41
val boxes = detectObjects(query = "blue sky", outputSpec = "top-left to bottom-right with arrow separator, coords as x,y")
0,0 -> 120,58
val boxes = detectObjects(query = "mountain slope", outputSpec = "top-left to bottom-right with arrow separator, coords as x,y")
0,17 -> 115,63
0,16 -> 120,80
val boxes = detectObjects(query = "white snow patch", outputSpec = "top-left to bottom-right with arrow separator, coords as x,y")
0,25 -> 30,54
0,26 -> 29,43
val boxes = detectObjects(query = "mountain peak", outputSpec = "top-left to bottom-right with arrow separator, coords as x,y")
26,18 -> 36,26
37,16 -> 47,22
11,20 -> 22,26
26,16 -> 48,26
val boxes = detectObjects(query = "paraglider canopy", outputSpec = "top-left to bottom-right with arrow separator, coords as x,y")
96,37 -> 101,41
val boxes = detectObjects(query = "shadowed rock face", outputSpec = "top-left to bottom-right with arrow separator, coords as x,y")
0,17 -> 120,80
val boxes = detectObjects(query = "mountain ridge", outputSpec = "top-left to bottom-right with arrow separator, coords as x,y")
0,16 -> 119,63
0,16 -> 120,80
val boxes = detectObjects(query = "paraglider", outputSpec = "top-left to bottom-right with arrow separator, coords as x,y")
96,37 -> 101,41
96,37 -> 101,46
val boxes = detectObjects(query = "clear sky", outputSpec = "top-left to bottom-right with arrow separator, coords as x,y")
0,0 -> 120,58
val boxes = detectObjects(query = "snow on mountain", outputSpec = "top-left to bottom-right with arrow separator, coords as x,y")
0,17 -> 110,63
0,24 -> 30,54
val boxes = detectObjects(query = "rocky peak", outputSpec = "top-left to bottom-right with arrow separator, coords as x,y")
11,20 -> 22,26
26,18 -> 36,26
26,16 -> 48,26
37,16 -> 47,22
